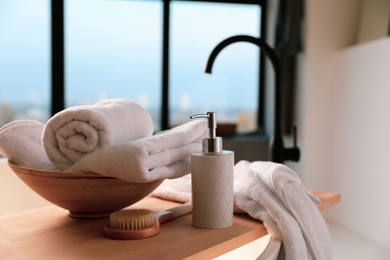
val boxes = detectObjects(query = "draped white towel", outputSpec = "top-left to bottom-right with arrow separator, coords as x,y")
151,160 -> 332,260
0,120 -> 55,169
234,161 -> 332,260
66,120 -> 207,183
42,98 -> 154,170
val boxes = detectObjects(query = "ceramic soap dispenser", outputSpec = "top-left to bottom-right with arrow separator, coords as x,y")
190,112 -> 234,229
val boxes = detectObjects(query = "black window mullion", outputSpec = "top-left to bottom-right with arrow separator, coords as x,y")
258,0 -> 267,133
51,0 -> 65,116
161,0 -> 170,130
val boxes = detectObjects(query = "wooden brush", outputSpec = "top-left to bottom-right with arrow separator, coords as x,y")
104,203 -> 192,240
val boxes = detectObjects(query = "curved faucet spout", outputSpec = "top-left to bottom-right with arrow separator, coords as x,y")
204,35 -> 300,163
205,35 -> 279,75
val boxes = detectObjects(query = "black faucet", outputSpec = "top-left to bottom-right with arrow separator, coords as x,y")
205,35 -> 300,163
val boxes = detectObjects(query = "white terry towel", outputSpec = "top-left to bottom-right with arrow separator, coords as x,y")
42,98 -> 154,170
234,161 -> 332,260
151,160 -> 332,260
66,120 -> 207,183
151,174 -> 193,203
0,120 -> 56,170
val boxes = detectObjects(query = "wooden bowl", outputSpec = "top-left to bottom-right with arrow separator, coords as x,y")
8,161 -> 163,218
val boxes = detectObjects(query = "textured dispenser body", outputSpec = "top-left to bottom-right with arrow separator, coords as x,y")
191,151 -> 234,228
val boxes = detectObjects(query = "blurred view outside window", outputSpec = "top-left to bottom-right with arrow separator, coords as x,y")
170,1 -> 261,133
65,0 -> 162,130
0,0 -> 50,127
0,0 -> 262,133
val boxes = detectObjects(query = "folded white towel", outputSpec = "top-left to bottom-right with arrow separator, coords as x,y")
151,174 -> 193,203
66,120 -> 207,183
42,98 -> 154,170
0,120 -> 56,169
151,160 -> 332,260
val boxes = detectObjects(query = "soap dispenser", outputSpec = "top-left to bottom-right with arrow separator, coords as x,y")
190,112 -> 234,229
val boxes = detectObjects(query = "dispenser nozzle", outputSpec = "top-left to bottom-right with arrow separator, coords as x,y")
190,112 -> 217,139
190,111 -> 222,154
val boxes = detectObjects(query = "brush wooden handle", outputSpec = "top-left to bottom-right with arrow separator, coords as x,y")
155,203 -> 192,224
104,203 -> 192,240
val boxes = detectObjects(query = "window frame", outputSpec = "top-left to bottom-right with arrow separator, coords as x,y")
51,0 -> 266,133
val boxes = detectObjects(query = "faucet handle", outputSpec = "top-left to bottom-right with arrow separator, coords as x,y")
283,126 -> 300,162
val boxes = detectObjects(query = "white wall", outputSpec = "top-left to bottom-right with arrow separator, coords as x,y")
293,0 -> 390,252
295,0 -> 362,189
331,38 -> 390,250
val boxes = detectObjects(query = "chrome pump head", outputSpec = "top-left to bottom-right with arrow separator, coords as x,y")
190,112 -> 222,154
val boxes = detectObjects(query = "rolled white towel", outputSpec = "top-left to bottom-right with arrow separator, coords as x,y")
42,98 -> 154,170
66,120 -> 207,183
0,120 -> 55,169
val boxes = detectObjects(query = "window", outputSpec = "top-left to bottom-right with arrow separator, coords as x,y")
170,1 -> 262,133
1,0 -> 265,135
65,0 -> 162,129
0,0 -> 50,126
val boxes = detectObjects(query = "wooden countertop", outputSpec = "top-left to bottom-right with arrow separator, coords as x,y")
0,192 -> 340,259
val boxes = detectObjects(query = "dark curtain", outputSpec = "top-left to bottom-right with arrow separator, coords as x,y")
274,0 -> 304,135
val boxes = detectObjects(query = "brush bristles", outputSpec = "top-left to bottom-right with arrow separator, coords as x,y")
109,209 -> 155,230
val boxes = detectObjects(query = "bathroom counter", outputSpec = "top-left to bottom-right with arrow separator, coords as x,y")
0,191 -> 340,259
